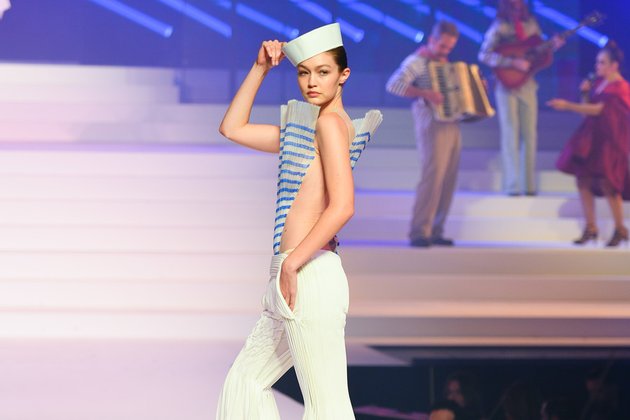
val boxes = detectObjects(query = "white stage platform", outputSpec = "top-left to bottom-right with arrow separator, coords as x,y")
0,63 -> 628,419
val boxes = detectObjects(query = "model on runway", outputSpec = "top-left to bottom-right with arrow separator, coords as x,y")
215,23 -> 382,419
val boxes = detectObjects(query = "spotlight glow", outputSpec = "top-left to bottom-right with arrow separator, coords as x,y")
88,0 -> 174,38
235,3 -> 299,39
155,0 -> 231,38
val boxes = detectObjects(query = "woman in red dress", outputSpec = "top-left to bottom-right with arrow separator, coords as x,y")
548,41 -> 630,247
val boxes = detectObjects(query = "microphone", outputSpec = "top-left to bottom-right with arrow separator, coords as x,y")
580,72 -> 596,102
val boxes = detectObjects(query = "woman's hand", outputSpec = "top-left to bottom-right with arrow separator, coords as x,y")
546,98 -> 570,111
279,260 -> 298,312
579,79 -> 592,93
257,40 -> 286,70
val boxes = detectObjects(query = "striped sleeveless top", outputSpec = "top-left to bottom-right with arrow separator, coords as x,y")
272,100 -> 383,255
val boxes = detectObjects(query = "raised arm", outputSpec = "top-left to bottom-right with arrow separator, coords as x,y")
218,40 -> 285,153
280,113 -> 354,309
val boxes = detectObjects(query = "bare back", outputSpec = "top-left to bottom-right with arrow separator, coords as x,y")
279,110 -> 355,253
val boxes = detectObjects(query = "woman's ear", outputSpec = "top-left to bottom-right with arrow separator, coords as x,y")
339,67 -> 351,86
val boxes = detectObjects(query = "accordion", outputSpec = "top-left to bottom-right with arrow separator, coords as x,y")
427,61 -> 495,123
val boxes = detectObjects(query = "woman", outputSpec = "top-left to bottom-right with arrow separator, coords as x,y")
215,23 -> 382,419
548,41 -> 630,247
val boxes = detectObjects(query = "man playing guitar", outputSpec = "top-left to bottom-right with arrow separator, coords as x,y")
479,0 -> 564,196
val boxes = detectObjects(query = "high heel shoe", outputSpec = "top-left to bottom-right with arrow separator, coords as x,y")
573,227 -> 598,245
606,226 -> 629,247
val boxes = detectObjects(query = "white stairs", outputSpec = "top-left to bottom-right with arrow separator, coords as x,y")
0,63 -> 628,346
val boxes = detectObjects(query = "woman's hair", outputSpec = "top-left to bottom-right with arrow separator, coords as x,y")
497,0 -> 531,21
327,46 -> 348,71
601,40 -> 624,66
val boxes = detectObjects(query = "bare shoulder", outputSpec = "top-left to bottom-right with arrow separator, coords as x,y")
315,112 -> 350,146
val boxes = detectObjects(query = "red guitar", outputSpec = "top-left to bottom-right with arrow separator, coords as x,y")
494,11 -> 604,89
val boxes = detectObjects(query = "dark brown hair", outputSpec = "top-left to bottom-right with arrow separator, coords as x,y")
431,20 -> 459,39
497,0 -> 531,21
601,40 -> 625,66
327,46 -> 348,71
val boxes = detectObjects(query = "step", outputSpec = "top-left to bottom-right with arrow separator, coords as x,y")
0,121 -> 227,143
0,252 -> 273,282
346,312 -> 630,346
0,247 -> 626,283
358,148 -> 562,170
0,195 -> 627,228
355,192 -> 630,219
2,309 -> 629,346
342,217 -> 630,243
0,176 -> 275,200
0,147 -> 276,176
354,168 -> 577,193
0,103 -> 227,124
0,63 -> 175,85
0,84 -> 179,103
2,274 -> 628,313
0,200 -> 276,226
0,218 -> 622,251
0,226 -> 271,253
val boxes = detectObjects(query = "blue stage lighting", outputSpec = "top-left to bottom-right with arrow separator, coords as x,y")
394,0 -> 431,16
289,0 -> 332,23
533,2 -> 608,47
288,0 -> 364,42
481,6 -> 497,19
211,0 -> 231,10
88,0 -> 174,37
339,0 -> 423,43
453,0 -> 495,19
156,0 -> 231,37
337,18 -> 364,43
235,3 -> 299,39
435,10 -> 483,44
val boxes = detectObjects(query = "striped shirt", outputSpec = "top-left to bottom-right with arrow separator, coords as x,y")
272,100 -> 383,255
386,52 -> 433,106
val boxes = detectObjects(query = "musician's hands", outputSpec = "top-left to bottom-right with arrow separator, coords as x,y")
511,58 -> 531,72
551,35 -> 566,51
257,40 -> 286,71
424,90 -> 444,105
546,98 -> 570,111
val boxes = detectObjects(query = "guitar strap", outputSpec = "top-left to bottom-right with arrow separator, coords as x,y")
513,18 -> 526,41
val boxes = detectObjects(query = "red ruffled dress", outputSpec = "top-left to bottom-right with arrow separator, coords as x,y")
556,78 -> 630,200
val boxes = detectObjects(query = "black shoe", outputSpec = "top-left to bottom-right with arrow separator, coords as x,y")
606,226 -> 629,247
432,236 -> 455,246
573,226 -> 598,245
410,237 -> 432,247
525,191 -> 537,196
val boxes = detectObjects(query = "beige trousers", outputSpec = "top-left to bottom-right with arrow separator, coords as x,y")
409,101 -> 462,240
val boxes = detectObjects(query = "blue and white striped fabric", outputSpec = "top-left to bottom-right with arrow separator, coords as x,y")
272,100 -> 383,254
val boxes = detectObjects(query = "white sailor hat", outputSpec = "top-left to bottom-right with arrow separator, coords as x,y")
282,23 -> 343,66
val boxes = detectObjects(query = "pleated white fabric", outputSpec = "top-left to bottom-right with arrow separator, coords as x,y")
216,250 -> 355,420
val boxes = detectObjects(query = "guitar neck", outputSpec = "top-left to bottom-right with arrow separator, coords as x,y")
534,25 -> 582,53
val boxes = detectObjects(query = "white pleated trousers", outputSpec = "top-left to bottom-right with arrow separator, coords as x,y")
216,250 -> 355,420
